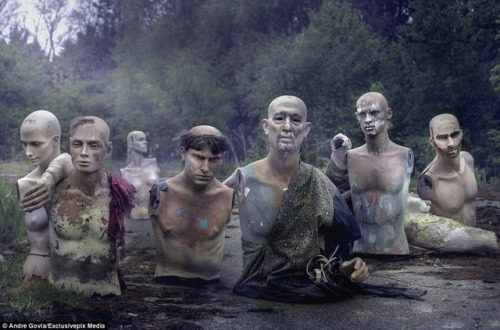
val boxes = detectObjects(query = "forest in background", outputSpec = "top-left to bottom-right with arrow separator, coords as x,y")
0,0 -> 499,185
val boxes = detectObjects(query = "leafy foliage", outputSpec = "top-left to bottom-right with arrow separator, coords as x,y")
0,0 -> 498,183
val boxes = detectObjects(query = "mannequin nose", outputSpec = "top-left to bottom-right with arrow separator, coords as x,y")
283,118 -> 291,130
81,144 -> 89,156
200,160 -> 209,172
365,113 -> 373,123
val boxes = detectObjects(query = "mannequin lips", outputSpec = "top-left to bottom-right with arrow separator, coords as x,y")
446,149 -> 459,158
364,125 -> 376,133
438,146 -> 460,159
279,135 -> 294,142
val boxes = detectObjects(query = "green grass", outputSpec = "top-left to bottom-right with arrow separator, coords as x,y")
0,179 -> 25,244
0,255 -> 85,313
0,160 -> 32,176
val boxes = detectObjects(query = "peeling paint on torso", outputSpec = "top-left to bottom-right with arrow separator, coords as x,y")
47,177 -> 121,296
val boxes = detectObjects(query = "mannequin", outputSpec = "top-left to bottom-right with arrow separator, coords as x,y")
17,110 -> 61,280
149,126 -> 233,285
47,116 -> 134,296
417,114 -> 477,226
326,92 -> 412,255
225,96 -> 368,302
120,131 -> 159,219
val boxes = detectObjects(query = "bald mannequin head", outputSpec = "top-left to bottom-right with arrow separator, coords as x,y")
268,95 -> 308,120
127,130 -> 148,163
355,92 -> 392,137
429,114 -> 462,160
429,114 -> 460,137
21,110 -> 61,142
180,125 -> 230,155
356,92 -> 389,111
20,110 -> 61,168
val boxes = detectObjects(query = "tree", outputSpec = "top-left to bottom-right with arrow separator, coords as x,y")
32,0 -> 70,60
0,39 -> 49,159
395,0 -> 500,174
0,0 -> 20,38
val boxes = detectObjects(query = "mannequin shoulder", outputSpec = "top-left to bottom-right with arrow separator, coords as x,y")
461,151 -> 474,167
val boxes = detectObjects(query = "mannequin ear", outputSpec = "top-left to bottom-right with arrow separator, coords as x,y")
180,146 -> 187,161
52,135 -> 60,147
429,137 -> 435,147
106,141 -> 113,160
303,122 -> 312,138
262,119 -> 269,135
386,107 -> 393,120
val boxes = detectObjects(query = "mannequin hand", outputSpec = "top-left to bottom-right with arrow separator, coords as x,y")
330,133 -> 351,170
20,172 -> 55,212
340,257 -> 369,283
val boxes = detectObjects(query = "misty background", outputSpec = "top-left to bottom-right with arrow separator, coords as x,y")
0,0 -> 499,185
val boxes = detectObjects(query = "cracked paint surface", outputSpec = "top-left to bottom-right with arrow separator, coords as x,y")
48,180 -> 121,296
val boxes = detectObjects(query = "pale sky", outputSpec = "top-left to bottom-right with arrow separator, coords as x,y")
15,0 -> 76,55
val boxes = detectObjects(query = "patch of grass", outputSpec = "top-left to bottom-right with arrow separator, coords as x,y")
0,255 -> 85,313
0,161 -> 32,176
0,179 -> 25,244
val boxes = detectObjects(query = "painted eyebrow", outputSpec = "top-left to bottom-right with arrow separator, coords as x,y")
435,134 -> 450,138
21,139 -> 44,143
72,139 -> 104,144
273,111 -> 302,119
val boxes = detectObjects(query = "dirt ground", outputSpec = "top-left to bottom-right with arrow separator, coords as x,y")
0,190 -> 499,329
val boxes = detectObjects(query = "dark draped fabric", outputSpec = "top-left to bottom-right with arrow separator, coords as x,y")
233,163 -> 425,303
107,172 -> 135,261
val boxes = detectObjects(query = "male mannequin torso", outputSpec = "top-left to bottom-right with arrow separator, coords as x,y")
149,126 -> 234,285
48,173 -> 121,296
327,92 -> 412,255
418,152 -> 477,226
236,160 -> 287,245
150,175 -> 233,283
348,143 -> 413,254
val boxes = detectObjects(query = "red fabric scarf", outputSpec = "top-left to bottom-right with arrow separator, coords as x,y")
107,172 -> 135,261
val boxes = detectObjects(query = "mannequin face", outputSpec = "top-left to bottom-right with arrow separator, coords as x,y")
70,124 -> 111,174
181,146 -> 223,189
430,118 -> 462,159
130,132 -> 148,154
20,125 -> 58,168
355,99 -> 392,137
263,99 -> 311,154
